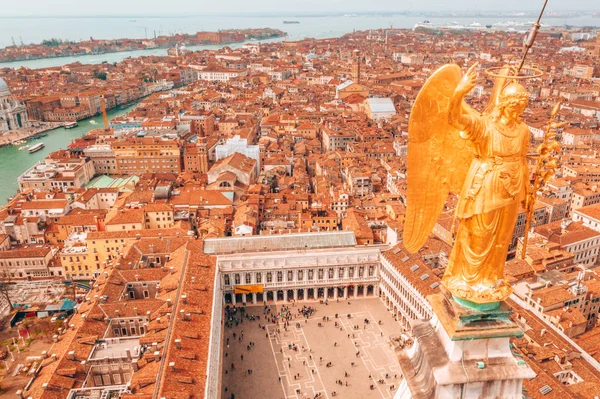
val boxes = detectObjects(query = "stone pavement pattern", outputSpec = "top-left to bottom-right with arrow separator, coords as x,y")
221,298 -> 404,399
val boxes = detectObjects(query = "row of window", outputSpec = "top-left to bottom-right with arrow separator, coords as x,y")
223,265 -> 375,285
0,259 -> 46,267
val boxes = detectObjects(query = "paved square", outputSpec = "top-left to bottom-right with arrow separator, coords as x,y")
221,298 -> 404,399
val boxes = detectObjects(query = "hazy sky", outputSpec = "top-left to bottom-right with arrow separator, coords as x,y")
1,0 -> 595,17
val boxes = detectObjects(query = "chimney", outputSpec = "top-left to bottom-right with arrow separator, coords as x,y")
175,339 -> 182,349
170,266 -> 175,274
154,351 -> 160,362
67,351 -> 75,361
152,342 -> 158,352
133,307 -> 138,316
169,361 -> 176,371
180,309 -> 185,320
181,294 -> 187,304
166,298 -> 172,307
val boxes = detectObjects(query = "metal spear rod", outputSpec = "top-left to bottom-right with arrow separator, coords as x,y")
516,0 -> 549,74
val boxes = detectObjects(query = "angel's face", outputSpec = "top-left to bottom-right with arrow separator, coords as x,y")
504,99 -> 528,121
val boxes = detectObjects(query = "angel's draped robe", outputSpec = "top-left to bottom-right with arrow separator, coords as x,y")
443,114 -> 529,301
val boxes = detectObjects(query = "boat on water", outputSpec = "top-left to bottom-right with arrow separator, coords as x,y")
28,143 -> 45,153
12,140 -> 26,146
18,145 -> 29,151
283,21 -> 300,24
89,120 -> 97,125
64,121 -> 78,129
413,20 -> 488,31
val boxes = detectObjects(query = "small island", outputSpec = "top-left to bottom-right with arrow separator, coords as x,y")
0,28 -> 286,63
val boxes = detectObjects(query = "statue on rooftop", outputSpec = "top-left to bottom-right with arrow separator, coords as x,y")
403,62 -> 537,306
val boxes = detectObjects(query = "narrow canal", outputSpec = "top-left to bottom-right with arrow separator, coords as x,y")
0,103 -> 137,204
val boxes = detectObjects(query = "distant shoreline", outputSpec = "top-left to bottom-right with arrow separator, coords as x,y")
0,28 -> 285,63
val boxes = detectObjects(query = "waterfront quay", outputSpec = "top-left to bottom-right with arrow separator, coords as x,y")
0,121 -> 62,147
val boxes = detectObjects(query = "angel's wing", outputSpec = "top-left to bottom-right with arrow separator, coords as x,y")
403,64 -> 475,253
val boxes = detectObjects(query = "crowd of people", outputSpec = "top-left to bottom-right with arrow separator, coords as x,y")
222,301 -> 402,399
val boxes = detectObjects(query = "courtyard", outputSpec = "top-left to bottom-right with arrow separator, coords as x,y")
221,298 -> 406,399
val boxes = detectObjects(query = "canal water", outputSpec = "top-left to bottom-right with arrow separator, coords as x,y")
0,103 -> 137,204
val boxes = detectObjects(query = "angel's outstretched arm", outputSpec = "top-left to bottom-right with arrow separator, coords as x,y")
449,63 -> 483,138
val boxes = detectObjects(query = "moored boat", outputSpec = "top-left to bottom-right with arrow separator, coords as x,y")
65,121 -> 78,129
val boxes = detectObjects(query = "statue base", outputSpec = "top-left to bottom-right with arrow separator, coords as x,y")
452,295 -> 501,312
394,289 -> 535,399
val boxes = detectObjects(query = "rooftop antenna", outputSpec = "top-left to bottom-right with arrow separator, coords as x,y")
19,36 -> 24,46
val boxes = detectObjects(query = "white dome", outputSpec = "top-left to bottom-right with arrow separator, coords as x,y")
0,78 -> 9,97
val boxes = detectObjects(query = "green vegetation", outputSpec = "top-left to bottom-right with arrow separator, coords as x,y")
94,71 -> 108,80
41,38 -> 65,47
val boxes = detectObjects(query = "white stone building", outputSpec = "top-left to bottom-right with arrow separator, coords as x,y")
215,135 -> 261,174
206,232 -> 381,305
365,97 -> 396,121
205,231 -> 441,329
0,77 -> 31,132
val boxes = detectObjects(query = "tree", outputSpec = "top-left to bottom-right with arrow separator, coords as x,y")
41,38 -> 63,47
94,71 -> 107,81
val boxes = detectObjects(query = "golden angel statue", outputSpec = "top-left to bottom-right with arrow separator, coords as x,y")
403,63 -> 531,305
